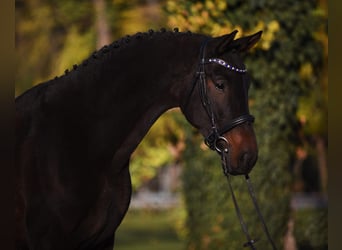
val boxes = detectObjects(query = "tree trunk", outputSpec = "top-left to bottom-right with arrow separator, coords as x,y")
93,0 -> 111,49
284,215 -> 297,250
315,135 -> 327,193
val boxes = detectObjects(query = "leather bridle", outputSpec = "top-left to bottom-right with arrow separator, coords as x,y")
194,38 -> 255,153
190,38 -> 277,250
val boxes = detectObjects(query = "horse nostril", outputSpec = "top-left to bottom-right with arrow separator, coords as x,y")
239,153 -> 249,167
239,152 -> 257,169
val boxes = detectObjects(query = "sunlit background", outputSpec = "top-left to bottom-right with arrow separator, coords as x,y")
16,0 -> 328,249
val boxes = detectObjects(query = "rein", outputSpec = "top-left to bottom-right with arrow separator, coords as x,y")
221,153 -> 277,250
195,38 -> 277,249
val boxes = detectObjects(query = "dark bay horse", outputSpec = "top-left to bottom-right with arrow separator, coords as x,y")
15,29 -> 262,249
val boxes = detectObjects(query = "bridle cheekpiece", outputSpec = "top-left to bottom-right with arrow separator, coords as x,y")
196,38 -> 254,153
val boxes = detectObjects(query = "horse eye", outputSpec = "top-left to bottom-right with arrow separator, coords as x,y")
214,82 -> 225,91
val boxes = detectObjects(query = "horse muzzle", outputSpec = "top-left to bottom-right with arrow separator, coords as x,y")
205,123 -> 258,176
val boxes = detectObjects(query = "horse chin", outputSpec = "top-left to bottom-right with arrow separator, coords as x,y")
227,168 -> 250,176
225,162 -> 254,176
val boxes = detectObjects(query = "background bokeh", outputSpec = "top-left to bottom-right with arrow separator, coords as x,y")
15,1 -> 328,249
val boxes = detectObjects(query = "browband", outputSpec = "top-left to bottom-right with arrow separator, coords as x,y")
205,58 -> 247,73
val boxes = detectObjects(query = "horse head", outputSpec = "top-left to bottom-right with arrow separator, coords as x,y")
181,30 -> 262,175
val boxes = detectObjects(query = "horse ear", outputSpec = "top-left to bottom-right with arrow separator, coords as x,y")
229,31 -> 263,52
210,30 -> 239,55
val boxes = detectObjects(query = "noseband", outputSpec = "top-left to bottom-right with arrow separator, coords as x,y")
195,38 -> 255,152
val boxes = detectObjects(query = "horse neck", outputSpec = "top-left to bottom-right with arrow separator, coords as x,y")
63,33 -> 205,168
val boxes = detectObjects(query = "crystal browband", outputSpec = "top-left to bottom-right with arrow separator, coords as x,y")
207,58 -> 247,73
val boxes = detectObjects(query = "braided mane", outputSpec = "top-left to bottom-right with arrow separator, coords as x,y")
60,27 -> 193,78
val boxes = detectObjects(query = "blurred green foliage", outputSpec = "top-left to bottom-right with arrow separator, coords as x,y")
115,209 -> 184,250
15,0 -> 94,94
130,109 -> 185,190
166,0 -> 327,249
294,208 -> 328,250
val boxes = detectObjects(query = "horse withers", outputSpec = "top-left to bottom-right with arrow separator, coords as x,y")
15,29 -> 261,249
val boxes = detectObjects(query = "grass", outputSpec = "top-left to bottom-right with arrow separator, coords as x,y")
115,208 -> 184,250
